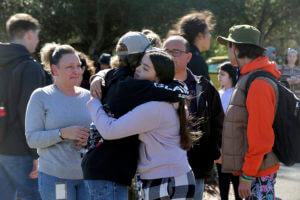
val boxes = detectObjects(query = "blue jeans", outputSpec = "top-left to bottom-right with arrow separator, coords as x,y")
0,154 -> 41,200
85,180 -> 128,200
194,178 -> 205,200
38,172 -> 88,200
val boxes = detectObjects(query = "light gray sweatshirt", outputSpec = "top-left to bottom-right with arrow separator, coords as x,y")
25,85 -> 91,179
87,99 -> 191,180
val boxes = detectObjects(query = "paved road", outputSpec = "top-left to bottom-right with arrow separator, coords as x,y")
203,163 -> 300,200
276,163 -> 300,200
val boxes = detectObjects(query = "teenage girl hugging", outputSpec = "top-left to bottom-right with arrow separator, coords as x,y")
87,50 -> 196,200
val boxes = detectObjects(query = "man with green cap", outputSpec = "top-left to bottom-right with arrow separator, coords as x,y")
217,25 -> 280,199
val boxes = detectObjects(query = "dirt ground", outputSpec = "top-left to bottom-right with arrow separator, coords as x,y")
203,184 -> 235,200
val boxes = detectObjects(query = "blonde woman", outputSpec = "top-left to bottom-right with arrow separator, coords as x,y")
26,43 -> 91,200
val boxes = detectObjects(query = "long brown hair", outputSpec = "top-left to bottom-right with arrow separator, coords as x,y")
147,50 -> 198,150
147,50 -> 174,84
177,100 -> 191,150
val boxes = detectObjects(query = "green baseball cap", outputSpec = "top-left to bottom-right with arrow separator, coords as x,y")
217,24 -> 266,50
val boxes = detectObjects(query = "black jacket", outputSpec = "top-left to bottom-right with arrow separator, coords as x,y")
0,43 -> 46,159
187,74 -> 224,179
82,68 -> 188,186
187,44 -> 210,80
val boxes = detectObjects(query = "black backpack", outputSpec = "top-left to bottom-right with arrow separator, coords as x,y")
0,60 -> 27,142
245,70 -> 300,166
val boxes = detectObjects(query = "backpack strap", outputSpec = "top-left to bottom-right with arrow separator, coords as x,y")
245,70 -> 279,115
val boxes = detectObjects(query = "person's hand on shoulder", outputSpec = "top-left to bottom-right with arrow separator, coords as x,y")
90,76 -> 104,99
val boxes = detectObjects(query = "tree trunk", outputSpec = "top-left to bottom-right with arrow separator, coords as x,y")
88,0 -> 114,55
257,0 -> 270,45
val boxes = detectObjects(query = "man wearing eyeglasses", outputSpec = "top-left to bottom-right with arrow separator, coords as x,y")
163,35 -> 224,200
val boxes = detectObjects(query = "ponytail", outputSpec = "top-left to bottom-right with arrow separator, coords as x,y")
40,42 -> 58,73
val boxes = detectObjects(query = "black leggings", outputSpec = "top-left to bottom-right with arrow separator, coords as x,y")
216,164 -> 241,200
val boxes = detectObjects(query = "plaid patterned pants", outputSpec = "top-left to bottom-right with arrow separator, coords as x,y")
141,170 -> 195,200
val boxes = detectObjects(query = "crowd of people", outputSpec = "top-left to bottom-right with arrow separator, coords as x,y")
264,46 -> 300,97
0,10 -> 299,200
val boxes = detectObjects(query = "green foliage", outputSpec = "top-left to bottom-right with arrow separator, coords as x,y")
1,0 -> 300,59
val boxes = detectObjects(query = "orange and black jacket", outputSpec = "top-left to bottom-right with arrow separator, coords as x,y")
238,56 -> 281,177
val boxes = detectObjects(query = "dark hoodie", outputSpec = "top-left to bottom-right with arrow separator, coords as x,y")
184,70 -> 224,179
82,67 -> 189,186
0,43 -> 46,159
187,44 -> 210,80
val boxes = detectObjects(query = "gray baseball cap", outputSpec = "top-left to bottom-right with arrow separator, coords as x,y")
116,31 -> 152,56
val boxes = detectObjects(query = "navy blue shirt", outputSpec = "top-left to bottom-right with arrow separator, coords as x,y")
187,44 -> 210,80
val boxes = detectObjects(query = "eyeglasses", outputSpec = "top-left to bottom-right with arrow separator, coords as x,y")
164,49 -> 188,57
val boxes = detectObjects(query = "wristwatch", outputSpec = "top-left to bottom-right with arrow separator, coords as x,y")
58,129 -> 64,140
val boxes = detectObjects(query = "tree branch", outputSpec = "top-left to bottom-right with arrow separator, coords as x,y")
88,0 -> 114,55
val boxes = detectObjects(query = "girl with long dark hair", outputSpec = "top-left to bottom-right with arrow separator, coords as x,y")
87,50 -> 195,200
